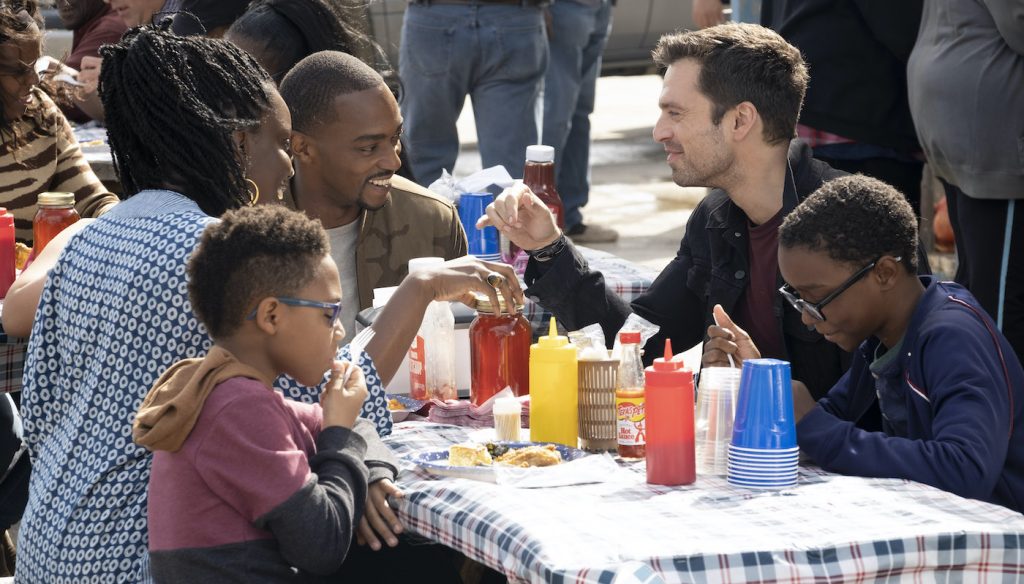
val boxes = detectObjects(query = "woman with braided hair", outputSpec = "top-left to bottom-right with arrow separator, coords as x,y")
11,22 -> 516,584
11,27 -> 298,582
0,0 -> 117,245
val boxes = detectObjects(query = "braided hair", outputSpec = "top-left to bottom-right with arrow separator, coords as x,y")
99,25 -> 272,216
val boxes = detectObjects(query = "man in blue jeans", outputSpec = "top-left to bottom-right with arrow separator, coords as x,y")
399,0 -> 548,187
542,0 -> 616,243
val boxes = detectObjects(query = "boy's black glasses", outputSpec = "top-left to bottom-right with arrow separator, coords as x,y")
778,256 -> 900,322
246,297 -> 343,325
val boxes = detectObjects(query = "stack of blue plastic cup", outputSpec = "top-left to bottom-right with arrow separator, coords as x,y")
727,358 -> 799,490
457,192 -> 501,262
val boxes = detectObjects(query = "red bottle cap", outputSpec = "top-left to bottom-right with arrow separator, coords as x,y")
651,339 -> 682,371
619,331 -> 641,344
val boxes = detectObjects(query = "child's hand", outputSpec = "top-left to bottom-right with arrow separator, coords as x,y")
321,360 -> 368,429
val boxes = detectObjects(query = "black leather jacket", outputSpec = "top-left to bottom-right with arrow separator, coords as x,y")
526,140 -> 928,399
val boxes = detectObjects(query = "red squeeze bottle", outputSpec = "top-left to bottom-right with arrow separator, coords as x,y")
644,340 -> 696,486
0,208 -> 15,299
523,145 -> 564,229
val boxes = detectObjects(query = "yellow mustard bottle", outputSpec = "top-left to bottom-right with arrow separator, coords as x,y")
529,317 -> 579,447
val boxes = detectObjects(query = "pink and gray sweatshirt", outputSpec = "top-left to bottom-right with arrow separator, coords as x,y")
134,348 -> 398,582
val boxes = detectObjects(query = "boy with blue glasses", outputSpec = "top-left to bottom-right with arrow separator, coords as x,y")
711,175 -> 1024,511
133,205 -> 381,580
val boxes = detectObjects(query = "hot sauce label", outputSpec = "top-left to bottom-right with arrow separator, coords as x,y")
616,395 -> 646,446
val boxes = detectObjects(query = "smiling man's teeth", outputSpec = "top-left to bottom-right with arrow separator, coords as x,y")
368,177 -> 391,187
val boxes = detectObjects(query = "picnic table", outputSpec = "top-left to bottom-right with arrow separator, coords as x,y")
386,422 -> 1024,584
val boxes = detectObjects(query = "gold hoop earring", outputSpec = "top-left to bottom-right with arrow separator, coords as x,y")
245,178 -> 260,205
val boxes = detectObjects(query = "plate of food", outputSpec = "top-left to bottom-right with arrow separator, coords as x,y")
387,394 -> 428,422
406,441 -> 589,482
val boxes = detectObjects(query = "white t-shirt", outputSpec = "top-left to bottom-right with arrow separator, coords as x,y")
327,219 -> 361,345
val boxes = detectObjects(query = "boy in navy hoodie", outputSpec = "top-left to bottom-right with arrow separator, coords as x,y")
710,175 -> 1024,511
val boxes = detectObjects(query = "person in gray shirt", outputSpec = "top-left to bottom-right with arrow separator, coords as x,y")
907,0 -> 1024,365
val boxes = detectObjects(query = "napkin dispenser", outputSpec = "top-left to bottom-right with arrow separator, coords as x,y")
355,301 -> 476,396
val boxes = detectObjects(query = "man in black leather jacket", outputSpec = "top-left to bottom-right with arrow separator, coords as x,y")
479,24 -> 927,401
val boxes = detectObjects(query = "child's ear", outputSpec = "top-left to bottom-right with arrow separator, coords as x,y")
875,256 -> 903,291
253,297 -> 282,334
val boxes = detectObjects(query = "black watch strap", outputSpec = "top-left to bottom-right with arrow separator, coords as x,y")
527,234 -> 567,262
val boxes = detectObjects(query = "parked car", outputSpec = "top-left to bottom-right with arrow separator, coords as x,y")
41,0 -> 693,75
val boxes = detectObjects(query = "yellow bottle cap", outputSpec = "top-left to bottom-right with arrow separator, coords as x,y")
537,317 -> 568,348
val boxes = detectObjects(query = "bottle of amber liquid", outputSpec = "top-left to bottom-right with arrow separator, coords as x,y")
33,192 -> 80,254
615,331 -> 646,459
523,145 -> 564,229
469,293 -> 530,406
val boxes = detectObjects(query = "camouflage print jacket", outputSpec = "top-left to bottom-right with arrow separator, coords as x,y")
284,175 -> 468,310
354,175 -> 467,308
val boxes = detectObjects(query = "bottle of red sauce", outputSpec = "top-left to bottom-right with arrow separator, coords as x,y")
615,331 -> 645,459
523,145 -> 564,230
644,339 -> 696,485
33,192 -> 80,254
469,294 -> 531,406
0,208 -> 15,298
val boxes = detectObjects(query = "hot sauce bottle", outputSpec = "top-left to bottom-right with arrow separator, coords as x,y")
615,331 -> 646,459
469,293 -> 531,406
523,145 -> 564,229
0,208 -> 15,298
644,340 -> 695,485
33,192 -> 80,254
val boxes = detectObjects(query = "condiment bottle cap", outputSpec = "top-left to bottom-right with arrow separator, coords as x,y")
619,331 -> 641,344
37,192 -> 75,207
472,292 -> 522,315
525,145 -> 554,163
652,339 -> 682,371
537,317 -> 568,347
408,256 -> 444,273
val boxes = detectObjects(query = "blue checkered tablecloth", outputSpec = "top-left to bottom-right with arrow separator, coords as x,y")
0,302 -> 26,393
386,422 -> 1024,584
519,245 -> 658,334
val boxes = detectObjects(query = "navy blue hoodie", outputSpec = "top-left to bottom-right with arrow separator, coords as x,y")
798,278 -> 1024,512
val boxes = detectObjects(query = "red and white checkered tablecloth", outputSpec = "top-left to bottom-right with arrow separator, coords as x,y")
386,422 -> 1024,584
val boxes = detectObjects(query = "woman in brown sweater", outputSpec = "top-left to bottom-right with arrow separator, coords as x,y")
0,0 -> 117,245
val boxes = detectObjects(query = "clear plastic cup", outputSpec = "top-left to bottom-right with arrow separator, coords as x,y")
694,367 -> 740,476
493,397 -> 522,442
730,359 -> 797,450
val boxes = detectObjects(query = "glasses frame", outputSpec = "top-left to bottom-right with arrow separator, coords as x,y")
246,296 -> 343,325
779,256 -> 901,322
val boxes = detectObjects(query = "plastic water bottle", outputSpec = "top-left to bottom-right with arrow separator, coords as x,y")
407,257 -> 457,401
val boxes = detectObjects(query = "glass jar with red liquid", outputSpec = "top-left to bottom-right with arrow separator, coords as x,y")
524,145 -> 564,229
33,192 -> 80,254
469,294 -> 531,406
